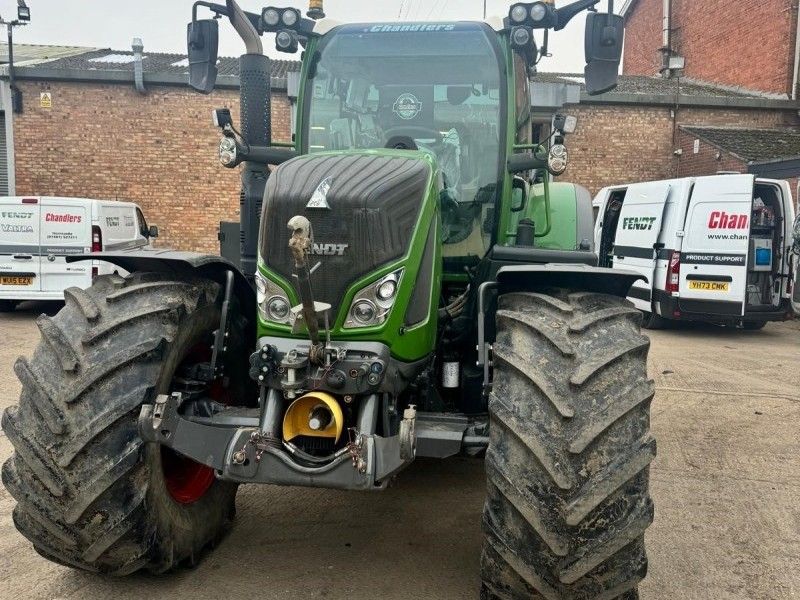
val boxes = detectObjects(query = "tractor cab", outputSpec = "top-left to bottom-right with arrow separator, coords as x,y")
301,22 -> 504,257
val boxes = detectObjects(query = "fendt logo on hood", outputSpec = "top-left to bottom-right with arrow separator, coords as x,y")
310,243 -> 348,256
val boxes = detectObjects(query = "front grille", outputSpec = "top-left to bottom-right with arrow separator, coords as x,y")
259,153 -> 430,318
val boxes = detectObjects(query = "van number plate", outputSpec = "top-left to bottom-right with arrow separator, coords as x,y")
688,280 -> 729,292
0,276 -> 33,286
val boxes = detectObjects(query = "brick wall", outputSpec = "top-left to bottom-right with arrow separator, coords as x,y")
676,129 -> 747,177
623,0 -> 800,97
12,80 -> 293,253
562,103 -> 799,195
622,0 -> 664,77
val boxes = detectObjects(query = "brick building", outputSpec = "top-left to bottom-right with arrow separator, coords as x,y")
0,45 -> 297,253
0,17 -> 798,255
622,0 -> 800,98
533,73 -> 799,195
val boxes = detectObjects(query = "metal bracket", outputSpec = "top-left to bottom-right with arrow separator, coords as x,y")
207,269 -> 235,380
476,281 -> 498,395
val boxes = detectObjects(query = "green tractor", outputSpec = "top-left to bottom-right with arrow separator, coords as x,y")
2,1 -> 656,597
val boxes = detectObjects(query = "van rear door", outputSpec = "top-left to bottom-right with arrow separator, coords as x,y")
0,198 -> 41,293
678,174 -> 753,317
611,181 -> 671,311
40,198 -> 91,293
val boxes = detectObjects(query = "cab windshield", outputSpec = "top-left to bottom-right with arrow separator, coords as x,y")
303,23 -> 505,256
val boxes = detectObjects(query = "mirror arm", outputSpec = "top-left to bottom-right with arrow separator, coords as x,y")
554,0 -> 602,31
192,1 -> 227,22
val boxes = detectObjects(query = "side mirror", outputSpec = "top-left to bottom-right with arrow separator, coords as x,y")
187,19 -> 219,94
584,12 -> 624,96
148,225 -> 159,239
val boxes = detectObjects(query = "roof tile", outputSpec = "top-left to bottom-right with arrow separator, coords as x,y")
681,126 -> 800,163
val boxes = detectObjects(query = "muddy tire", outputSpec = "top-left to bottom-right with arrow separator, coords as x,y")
1,272 -> 244,575
481,291 -> 656,599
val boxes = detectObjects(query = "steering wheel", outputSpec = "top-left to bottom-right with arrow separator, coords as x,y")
384,127 -> 443,149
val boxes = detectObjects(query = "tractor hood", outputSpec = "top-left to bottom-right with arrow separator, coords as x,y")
258,151 -> 433,321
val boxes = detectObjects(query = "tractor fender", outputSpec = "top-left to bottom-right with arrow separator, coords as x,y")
67,249 -> 257,325
496,264 -> 645,298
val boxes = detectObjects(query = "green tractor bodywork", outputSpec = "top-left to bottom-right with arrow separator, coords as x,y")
3,1 -> 657,597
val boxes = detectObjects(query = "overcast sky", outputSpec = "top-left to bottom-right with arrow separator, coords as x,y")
9,0 -> 591,73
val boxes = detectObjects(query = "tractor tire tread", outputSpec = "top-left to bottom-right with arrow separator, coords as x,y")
2,272 -> 237,575
482,291 -> 655,599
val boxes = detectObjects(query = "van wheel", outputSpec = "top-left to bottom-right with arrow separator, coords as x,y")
1,272 -> 248,575
0,299 -> 17,312
641,310 -> 666,330
482,291 -> 655,599
742,321 -> 767,331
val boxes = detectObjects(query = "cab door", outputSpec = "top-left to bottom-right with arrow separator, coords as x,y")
611,181 -> 671,311
678,174 -> 753,317
40,198 -> 92,293
0,198 -> 41,293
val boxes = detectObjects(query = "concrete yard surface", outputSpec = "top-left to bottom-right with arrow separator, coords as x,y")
0,302 -> 798,599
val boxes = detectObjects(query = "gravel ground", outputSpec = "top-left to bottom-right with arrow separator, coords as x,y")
0,301 -> 798,599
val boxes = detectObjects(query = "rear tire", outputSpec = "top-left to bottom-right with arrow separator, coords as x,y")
1,272 -> 244,574
481,291 -> 655,599
0,299 -> 18,312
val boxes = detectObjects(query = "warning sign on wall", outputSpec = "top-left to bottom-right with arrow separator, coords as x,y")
40,92 -> 52,108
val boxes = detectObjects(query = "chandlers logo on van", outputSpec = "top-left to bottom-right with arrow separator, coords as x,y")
708,211 -> 748,229
622,216 -> 657,231
46,213 -> 82,223
310,243 -> 348,256
682,253 -> 747,266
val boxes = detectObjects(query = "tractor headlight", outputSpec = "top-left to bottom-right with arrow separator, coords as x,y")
256,270 -> 292,325
262,7 -> 280,27
219,136 -> 238,167
509,3 -> 529,23
344,269 -> 403,329
547,144 -> 568,175
529,2 -> 548,22
280,7 -> 299,27
267,296 -> 290,322
351,300 -> 377,325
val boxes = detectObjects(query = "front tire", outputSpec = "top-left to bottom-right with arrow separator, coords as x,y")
481,291 -> 656,599
1,272 -> 243,574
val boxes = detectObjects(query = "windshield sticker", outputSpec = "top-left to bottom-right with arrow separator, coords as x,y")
393,93 -> 423,120
366,24 -> 456,33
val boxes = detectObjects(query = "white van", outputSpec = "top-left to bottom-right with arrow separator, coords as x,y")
0,197 -> 157,311
594,174 -> 796,329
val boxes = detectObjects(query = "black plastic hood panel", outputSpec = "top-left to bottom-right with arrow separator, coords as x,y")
259,152 -> 431,317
